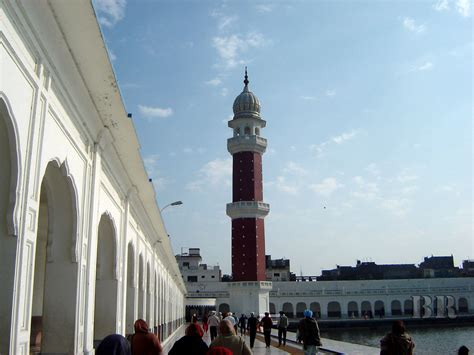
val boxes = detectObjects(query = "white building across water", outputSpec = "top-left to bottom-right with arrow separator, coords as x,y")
1,1 -> 186,354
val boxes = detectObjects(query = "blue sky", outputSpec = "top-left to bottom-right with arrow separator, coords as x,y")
94,0 -> 472,275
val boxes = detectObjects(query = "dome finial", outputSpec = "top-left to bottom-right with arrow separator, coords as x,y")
244,66 -> 249,87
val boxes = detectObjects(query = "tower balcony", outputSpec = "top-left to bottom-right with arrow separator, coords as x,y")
227,135 -> 267,155
226,201 -> 270,219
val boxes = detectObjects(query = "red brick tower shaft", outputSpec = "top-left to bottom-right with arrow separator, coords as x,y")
227,69 -> 269,281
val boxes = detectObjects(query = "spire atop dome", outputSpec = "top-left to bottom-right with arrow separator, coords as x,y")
244,66 -> 249,89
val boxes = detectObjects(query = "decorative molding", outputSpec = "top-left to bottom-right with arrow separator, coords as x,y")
226,201 -> 270,219
227,135 -> 267,155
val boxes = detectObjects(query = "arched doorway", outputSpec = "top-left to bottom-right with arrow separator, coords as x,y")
310,302 -> 321,318
146,262 -> 152,325
404,299 -> 413,316
138,254 -> 145,319
0,98 -> 19,355
282,302 -> 294,318
348,301 -> 358,318
126,242 -> 135,334
391,300 -> 402,316
269,302 -> 276,314
327,302 -> 341,318
458,298 -> 468,313
94,214 -> 118,343
31,161 -> 79,353
296,302 -> 307,318
374,300 -> 385,318
361,301 -> 372,318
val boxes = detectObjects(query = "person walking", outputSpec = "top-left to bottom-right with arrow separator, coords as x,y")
202,313 -> 209,334
297,310 -> 322,355
238,314 -> 247,336
261,312 -> 273,348
208,311 -> 220,341
246,312 -> 258,349
130,319 -> 163,355
380,320 -> 415,355
168,323 -> 208,355
277,311 -> 289,347
209,320 -> 252,355
96,334 -> 131,355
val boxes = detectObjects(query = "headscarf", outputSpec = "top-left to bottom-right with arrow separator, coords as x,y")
185,323 -> 204,337
134,319 -> 149,333
304,309 -> 313,318
96,334 -> 131,355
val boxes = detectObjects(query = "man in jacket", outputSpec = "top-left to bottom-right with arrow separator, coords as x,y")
297,310 -> 321,355
246,312 -> 258,349
261,312 -> 273,348
277,311 -> 289,347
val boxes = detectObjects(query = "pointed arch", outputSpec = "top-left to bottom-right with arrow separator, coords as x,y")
31,160 -> 79,353
0,94 -> 21,354
94,213 -> 119,342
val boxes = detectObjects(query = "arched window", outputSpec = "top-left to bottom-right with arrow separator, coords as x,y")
458,298 -> 468,313
327,302 -> 341,318
282,302 -> 294,318
269,302 -> 276,314
391,300 -> 402,316
374,300 -> 385,317
244,126 -> 251,135
348,301 -> 358,318
235,127 -> 240,136
296,302 -> 307,318
255,127 -> 260,136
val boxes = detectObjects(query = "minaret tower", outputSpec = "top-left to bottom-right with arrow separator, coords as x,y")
226,68 -> 270,282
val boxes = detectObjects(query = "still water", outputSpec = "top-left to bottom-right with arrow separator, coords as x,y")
321,326 -> 474,354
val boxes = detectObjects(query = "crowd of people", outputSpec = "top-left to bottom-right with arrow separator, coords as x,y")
94,314 -> 470,355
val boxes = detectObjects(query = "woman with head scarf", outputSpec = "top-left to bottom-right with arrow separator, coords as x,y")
168,323 -> 208,355
130,319 -> 162,355
380,320 -> 415,355
96,334 -> 131,355
209,319 -> 252,355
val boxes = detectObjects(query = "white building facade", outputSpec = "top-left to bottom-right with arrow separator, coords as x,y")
186,278 -> 473,320
0,1 -> 185,354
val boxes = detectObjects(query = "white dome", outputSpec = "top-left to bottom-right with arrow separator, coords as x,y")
232,69 -> 261,119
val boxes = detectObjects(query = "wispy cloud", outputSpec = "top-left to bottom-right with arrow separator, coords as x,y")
283,161 -> 308,176
95,0 -> 126,28
205,78 -> 222,86
300,95 -> 317,100
396,169 -> 419,183
409,61 -> 434,73
256,4 -> 274,13
456,0 -> 471,17
434,0 -> 450,11
310,177 -> 343,196
186,158 -> 232,191
332,130 -> 358,144
212,32 -> 269,68
143,154 -> 167,191
326,89 -> 336,97
267,176 -> 299,195
138,105 -> 173,119
108,48 -> 117,61
402,17 -> 426,34
221,88 -> 229,97
352,176 -> 379,200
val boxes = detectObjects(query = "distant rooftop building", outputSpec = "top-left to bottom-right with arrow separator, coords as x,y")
317,255 -> 464,281
265,255 -> 296,282
176,248 -> 221,283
